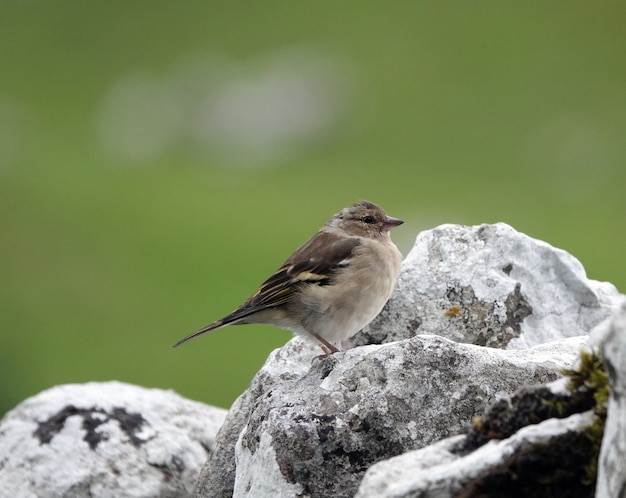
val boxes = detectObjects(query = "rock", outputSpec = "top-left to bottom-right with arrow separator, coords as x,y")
594,298 -> 626,498
0,381 -> 227,498
194,340 -> 314,498
356,410 -> 596,498
356,349 -> 610,498
347,223 -> 620,350
195,335 -> 586,497
194,223 -> 621,498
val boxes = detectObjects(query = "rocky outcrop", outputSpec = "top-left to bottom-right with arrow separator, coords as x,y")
195,336 -> 585,497
0,382 -> 227,498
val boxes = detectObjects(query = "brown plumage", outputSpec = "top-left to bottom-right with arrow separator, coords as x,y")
173,201 -> 404,355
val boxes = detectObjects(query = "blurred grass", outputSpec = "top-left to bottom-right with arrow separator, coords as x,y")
1,1 -> 625,417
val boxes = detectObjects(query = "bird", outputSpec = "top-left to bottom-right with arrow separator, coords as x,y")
173,200 -> 404,356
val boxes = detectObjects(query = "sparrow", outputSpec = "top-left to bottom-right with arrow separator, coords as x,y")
173,200 -> 404,356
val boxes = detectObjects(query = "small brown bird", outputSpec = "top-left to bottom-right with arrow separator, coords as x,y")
173,201 -> 404,355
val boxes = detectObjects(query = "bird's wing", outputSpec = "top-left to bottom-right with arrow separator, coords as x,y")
173,231 -> 361,347
223,231 -> 361,321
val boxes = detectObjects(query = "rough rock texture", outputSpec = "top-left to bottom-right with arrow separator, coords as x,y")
355,360 -> 608,498
356,410 -> 596,498
194,339 -> 313,498
594,298 -> 626,498
0,381 -> 227,498
195,336 -> 586,498
347,223 -> 619,350
194,223 -> 621,498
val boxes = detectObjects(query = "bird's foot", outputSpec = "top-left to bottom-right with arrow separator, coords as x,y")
310,332 -> 340,359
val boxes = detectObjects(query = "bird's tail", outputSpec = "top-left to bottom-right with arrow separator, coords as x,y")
172,320 -> 226,348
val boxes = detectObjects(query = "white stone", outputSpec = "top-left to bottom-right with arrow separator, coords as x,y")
195,334 -> 586,497
595,298 -> 626,498
0,381 -> 227,498
233,429 -> 305,497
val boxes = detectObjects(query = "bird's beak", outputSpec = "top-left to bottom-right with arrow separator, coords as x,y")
383,216 -> 404,231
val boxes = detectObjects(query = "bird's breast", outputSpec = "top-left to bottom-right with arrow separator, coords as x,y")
300,240 -> 402,342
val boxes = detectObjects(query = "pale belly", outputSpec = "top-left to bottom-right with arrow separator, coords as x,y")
295,245 -> 401,344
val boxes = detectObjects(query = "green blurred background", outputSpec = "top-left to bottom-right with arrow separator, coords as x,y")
1,1 -> 625,417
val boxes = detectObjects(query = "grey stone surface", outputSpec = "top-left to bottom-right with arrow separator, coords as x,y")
355,410 -> 595,498
355,353 -> 611,498
594,298 -> 626,498
195,334 -> 585,498
194,340 -> 313,498
0,381 -> 227,498
347,223 -> 620,350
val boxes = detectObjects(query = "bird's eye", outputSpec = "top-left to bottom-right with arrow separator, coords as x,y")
362,215 -> 375,224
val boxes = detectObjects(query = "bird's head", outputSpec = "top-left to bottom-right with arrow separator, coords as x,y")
328,200 -> 404,238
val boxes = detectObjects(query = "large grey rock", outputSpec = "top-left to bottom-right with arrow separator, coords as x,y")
0,381 -> 227,498
594,298 -> 626,498
355,355 -> 608,498
356,302 -> 623,498
348,223 -> 620,350
195,335 -> 585,498
355,409 -> 596,498
194,340 -> 314,498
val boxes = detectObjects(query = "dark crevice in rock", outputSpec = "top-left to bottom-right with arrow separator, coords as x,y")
455,385 -> 595,456
457,430 -> 597,498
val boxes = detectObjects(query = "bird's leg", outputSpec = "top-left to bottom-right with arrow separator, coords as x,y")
310,331 -> 340,357
320,344 -> 334,356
